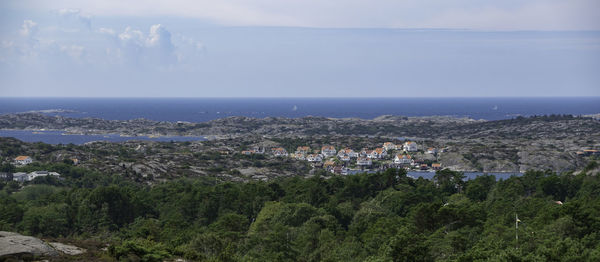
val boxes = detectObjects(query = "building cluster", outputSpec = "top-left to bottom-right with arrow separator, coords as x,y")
0,170 -> 61,182
241,141 -> 443,175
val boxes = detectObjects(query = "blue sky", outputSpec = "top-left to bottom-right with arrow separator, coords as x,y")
0,0 -> 599,97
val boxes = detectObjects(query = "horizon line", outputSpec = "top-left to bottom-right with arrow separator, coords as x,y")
1,96 -> 599,99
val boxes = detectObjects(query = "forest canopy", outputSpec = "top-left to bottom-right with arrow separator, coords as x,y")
1,167 -> 599,261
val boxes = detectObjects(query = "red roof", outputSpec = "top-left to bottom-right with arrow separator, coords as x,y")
15,156 -> 30,161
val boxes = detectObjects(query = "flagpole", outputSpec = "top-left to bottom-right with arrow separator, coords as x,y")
515,213 -> 519,249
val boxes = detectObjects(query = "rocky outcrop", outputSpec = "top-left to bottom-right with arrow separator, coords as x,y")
0,231 -> 58,259
0,231 -> 85,259
49,242 -> 86,255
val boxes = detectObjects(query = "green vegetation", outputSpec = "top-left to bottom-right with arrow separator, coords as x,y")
1,167 -> 600,261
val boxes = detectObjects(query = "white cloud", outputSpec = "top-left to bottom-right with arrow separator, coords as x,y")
57,8 -> 92,29
20,20 -> 38,37
2,17 -> 203,69
98,27 -> 115,35
60,44 -> 85,60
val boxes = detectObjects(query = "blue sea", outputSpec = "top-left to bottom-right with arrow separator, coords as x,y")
0,97 -> 598,144
1,97 -> 599,122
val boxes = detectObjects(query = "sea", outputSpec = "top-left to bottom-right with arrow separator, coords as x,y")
0,97 -> 599,145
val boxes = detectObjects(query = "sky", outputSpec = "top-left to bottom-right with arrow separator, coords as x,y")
0,0 -> 599,97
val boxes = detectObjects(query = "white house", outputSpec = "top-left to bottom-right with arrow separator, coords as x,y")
251,146 -> 265,154
14,156 -> 33,165
296,146 -> 311,154
26,171 -> 61,181
306,154 -> 323,162
426,147 -> 438,154
339,155 -> 351,162
403,142 -> 418,152
337,148 -> 358,158
394,154 -> 413,165
271,147 -> 288,157
321,146 -> 337,157
373,148 -> 387,159
357,157 -> 372,166
383,142 -> 397,151
12,172 -> 27,182
293,152 -> 306,160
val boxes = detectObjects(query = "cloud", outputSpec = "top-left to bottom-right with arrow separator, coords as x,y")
20,20 -> 38,37
57,8 -> 92,29
2,17 -> 203,69
98,27 -> 115,35
59,45 -> 85,60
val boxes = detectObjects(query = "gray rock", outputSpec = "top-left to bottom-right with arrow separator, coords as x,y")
49,242 -> 86,255
0,231 -> 59,259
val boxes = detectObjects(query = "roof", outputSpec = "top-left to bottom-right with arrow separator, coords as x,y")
14,156 -> 30,161
396,154 -> 411,159
405,141 -> 415,145
297,146 -> 310,151
322,145 -> 335,150
432,163 -> 442,167
375,148 -> 385,154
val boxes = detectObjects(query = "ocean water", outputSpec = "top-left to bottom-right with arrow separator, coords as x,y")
1,97 -> 599,122
0,130 -> 205,144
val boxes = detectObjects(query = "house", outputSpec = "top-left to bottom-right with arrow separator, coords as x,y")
364,150 -> 375,159
271,147 -> 288,157
321,146 -> 337,157
583,149 -> 599,156
251,146 -> 265,154
337,148 -> 358,158
374,148 -> 387,159
241,150 -> 254,155
403,142 -> 418,152
383,142 -> 397,151
306,154 -> 323,162
339,154 -> 351,162
426,148 -> 438,154
432,163 -> 442,170
420,164 -> 429,170
394,154 -> 413,165
27,171 -> 61,181
71,158 -> 80,165
296,146 -> 311,154
12,172 -> 27,182
338,148 -> 358,158
293,152 -> 306,160
324,160 -> 336,169
14,156 -> 33,165
357,157 -> 372,166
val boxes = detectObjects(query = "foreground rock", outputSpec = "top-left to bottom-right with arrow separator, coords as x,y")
0,231 -> 58,259
0,231 -> 85,260
49,242 -> 86,256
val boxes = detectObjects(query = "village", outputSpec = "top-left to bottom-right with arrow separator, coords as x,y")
242,141 -> 446,175
0,155 -> 64,182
